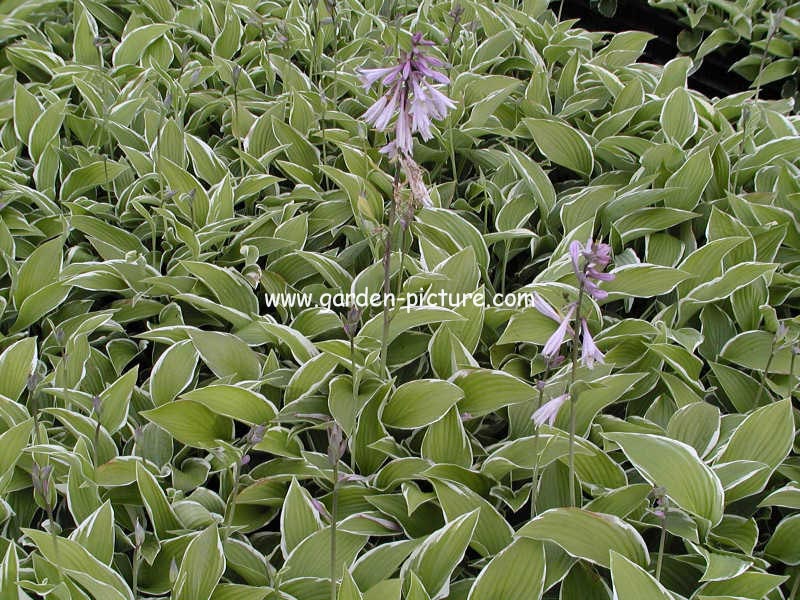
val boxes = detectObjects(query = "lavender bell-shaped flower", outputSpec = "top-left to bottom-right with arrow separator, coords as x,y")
531,394 -> 569,427
580,318 -> 604,368
358,32 -> 455,159
569,237 -> 615,300
541,306 -> 575,361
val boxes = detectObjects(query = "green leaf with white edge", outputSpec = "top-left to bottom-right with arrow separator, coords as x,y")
173,525 -> 226,600
764,514 -> 800,565
0,337 -> 37,401
112,23 -> 171,66
421,406 -> 472,468
401,509 -> 479,599
524,118 -> 594,177
210,584 -> 270,600
496,308 -> 559,345
338,568 -> 364,600
280,527 -> 367,580
12,235 -> 63,307
352,539 -> 420,592
602,264 -> 692,298
430,479 -> 513,557
666,402 -> 720,458
135,462 -> 182,539
259,321 -> 319,364
664,147 -> 712,211
382,380 -> 464,429
555,373 -> 648,437
720,331 -> 796,374
0,418 -> 34,477
614,208 -> 698,244
69,501 -> 114,565
0,541 -> 19,600
294,250 -> 353,291
22,528 -> 133,600
60,160 -> 128,202
141,400 -> 233,449
605,432 -> 724,525
684,262 -> 777,304
451,369 -> 535,417
284,352 -> 339,404
188,329 -> 261,381
405,571 -> 432,600
180,385 -> 276,426
357,307 -> 464,346
29,98 -> 67,162
281,478 -> 323,558
695,571 -> 788,599
466,538 -> 545,600
14,82 -> 42,144
759,485 -> 800,509
150,340 -> 199,406
182,261 -> 259,316
516,508 -> 649,568
660,87 -> 698,147
715,398 -> 794,500
610,551 -> 672,600
98,367 -> 137,434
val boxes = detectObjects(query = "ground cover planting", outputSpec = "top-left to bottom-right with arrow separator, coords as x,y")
0,0 -> 798,598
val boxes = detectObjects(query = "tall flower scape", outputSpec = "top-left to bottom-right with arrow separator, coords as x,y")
359,33 -> 455,211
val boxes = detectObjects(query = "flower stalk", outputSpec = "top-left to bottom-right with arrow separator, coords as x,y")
359,33 -> 455,374
327,423 -> 346,600
534,239 -> 614,507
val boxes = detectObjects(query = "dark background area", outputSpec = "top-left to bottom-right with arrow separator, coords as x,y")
559,0 -> 782,99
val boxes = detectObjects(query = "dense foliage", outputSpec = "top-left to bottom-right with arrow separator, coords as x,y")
0,0 -> 798,598
647,0 -> 800,100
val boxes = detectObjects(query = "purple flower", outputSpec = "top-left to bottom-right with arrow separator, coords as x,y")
532,394 -> 569,427
359,33 -> 455,158
569,238 -> 615,300
245,424 -> 266,445
542,306 -> 575,360
327,422 -> 347,466
580,318 -> 604,369
310,497 -> 331,520
532,293 -> 562,324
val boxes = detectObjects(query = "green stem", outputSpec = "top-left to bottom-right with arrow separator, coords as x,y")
93,420 -> 101,467
132,546 -> 141,599
330,459 -> 339,600
394,226 -> 406,305
379,173 -> 400,374
232,81 -> 244,181
756,337 -> 777,406
655,518 -> 666,581
754,10 -> 784,103
223,450 -> 247,540
349,336 -> 358,471
530,367 -> 552,518
500,240 -> 509,295
567,284 -> 585,508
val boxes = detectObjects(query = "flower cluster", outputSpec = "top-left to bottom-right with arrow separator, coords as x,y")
532,237 -> 615,369
358,33 -> 455,158
569,237 -> 614,300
